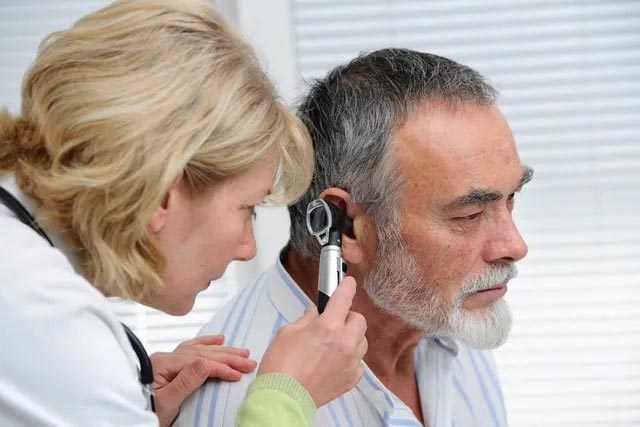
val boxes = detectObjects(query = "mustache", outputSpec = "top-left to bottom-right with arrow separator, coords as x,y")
459,264 -> 518,298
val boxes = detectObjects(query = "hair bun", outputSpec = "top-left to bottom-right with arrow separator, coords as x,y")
14,118 -> 40,149
0,107 -> 19,171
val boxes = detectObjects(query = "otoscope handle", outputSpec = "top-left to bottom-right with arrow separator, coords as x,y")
317,245 -> 347,314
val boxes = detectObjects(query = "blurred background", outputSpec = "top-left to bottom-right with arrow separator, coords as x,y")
1,1 -> 638,425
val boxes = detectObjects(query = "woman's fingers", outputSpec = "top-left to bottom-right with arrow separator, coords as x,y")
203,360 -> 244,382
291,305 -> 319,328
187,344 -> 250,357
175,334 -> 225,349
320,276 -> 357,323
204,353 -> 257,373
171,344 -> 257,372
345,310 -> 367,343
356,335 -> 368,360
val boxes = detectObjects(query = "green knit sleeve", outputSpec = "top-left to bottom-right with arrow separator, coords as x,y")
235,373 -> 316,427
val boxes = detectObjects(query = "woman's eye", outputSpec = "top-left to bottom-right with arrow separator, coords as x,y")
240,205 -> 257,220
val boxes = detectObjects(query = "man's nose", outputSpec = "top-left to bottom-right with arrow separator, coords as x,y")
486,213 -> 528,263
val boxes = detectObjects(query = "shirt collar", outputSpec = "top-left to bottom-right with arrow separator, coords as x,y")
267,256 -> 313,323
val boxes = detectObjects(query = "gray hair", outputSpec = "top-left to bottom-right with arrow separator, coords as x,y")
289,48 -> 497,258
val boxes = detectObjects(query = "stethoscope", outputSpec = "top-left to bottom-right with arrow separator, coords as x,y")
0,185 -> 156,413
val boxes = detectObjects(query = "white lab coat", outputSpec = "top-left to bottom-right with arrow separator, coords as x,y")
0,174 -> 158,426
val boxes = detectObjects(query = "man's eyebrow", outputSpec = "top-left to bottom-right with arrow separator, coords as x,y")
518,165 -> 534,189
445,188 -> 502,211
444,165 -> 535,211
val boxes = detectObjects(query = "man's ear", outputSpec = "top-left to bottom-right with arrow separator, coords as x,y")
319,188 -> 372,266
148,173 -> 184,234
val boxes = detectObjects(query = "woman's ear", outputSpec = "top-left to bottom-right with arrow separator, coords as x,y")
147,173 -> 184,234
147,195 -> 169,234
318,188 -> 372,266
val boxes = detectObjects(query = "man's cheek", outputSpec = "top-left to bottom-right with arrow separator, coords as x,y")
455,244 -> 475,266
442,244 -> 475,298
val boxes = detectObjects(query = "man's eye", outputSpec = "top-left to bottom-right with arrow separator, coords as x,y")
456,211 -> 483,221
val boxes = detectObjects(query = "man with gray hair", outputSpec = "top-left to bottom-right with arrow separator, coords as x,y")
176,48 -> 533,427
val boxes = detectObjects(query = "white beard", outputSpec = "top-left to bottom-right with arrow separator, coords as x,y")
362,232 -> 516,349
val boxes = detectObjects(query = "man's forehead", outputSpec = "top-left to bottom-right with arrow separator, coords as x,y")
391,104 -> 524,205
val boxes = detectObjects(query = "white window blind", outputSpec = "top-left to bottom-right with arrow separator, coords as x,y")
292,1 -> 640,426
0,0 -> 249,355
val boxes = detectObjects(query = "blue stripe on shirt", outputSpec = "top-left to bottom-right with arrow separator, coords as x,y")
349,390 -> 365,425
268,313 -> 285,343
454,352 -> 466,374
466,347 -> 500,427
193,292 -> 246,426
337,396 -> 354,427
477,350 -> 506,410
434,348 -> 440,427
453,374 -> 476,421
327,403 -> 341,427
220,284 -> 267,426
192,273 -> 264,427
389,419 -> 423,426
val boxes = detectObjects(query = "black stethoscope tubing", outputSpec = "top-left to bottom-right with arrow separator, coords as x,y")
0,185 -> 156,413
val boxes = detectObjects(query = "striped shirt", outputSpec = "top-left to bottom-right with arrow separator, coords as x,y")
175,260 -> 508,427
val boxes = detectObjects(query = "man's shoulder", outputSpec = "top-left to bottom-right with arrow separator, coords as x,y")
197,266 -> 284,345
176,266 -> 290,427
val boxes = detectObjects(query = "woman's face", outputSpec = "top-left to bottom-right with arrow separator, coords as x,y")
143,160 -> 275,315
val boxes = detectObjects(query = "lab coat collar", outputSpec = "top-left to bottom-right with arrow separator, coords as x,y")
0,173 -> 85,276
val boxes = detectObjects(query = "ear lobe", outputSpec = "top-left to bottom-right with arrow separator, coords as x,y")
341,229 -> 364,265
147,173 -> 183,234
147,195 -> 169,234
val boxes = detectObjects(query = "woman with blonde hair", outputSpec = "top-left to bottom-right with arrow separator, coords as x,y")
0,1 -> 367,426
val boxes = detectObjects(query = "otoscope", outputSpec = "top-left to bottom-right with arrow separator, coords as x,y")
306,198 -> 353,313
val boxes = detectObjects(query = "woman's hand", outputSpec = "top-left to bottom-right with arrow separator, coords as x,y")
258,277 -> 368,407
151,335 -> 257,427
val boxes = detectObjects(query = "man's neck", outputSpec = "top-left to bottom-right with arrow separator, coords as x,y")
282,248 -> 424,384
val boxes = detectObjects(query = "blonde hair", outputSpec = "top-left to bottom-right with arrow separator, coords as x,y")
0,0 -> 313,299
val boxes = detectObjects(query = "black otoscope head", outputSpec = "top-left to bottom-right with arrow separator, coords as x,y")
306,198 -> 353,247
325,201 -> 353,246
